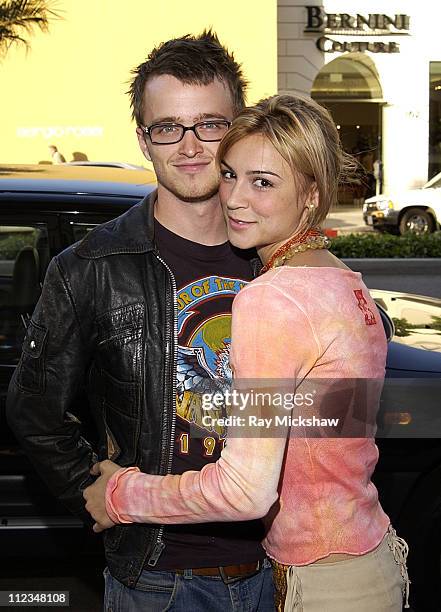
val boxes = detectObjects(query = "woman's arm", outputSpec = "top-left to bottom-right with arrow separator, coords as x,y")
103,283 -> 320,525
106,435 -> 286,523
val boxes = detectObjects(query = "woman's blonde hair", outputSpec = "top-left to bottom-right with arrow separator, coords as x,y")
217,94 -> 357,228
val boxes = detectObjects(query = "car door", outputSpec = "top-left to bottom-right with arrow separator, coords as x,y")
59,211 -> 119,246
0,210 -> 63,526
0,211 -> 58,387
0,204 -> 123,532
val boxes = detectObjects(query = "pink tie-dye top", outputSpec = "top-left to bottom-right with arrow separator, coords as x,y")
105,267 -> 390,565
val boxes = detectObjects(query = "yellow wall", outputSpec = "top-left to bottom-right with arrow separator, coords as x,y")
0,0 -> 277,166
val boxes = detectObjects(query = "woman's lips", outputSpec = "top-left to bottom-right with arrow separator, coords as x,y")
228,217 -> 255,231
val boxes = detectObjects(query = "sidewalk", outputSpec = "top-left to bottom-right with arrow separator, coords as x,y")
323,205 -> 372,235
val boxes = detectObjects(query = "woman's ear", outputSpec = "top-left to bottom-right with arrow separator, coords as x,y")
300,183 -> 318,211
298,183 -> 320,229
308,183 -> 319,209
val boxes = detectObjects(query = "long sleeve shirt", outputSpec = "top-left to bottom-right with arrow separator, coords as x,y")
105,267 -> 390,565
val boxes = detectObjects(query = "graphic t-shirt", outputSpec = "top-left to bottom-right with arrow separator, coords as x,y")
151,219 -> 265,569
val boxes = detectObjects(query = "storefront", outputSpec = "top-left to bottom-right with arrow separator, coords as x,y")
278,2 -> 441,199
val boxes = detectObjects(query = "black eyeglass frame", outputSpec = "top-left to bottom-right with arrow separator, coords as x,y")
139,120 -> 232,145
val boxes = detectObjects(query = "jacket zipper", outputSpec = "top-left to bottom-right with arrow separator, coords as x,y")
146,253 -> 178,567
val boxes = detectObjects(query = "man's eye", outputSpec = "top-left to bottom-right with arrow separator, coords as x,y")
254,178 -> 273,188
199,121 -> 228,132
159,125 -> 179,134
220,169 -> 235,180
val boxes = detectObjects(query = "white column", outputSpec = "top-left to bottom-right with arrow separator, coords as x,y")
278,1 -> 325,95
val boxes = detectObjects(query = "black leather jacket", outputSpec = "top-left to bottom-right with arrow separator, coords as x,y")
7,191 -> 183,586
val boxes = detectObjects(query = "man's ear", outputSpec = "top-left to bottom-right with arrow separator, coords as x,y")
136,127 -> 152,162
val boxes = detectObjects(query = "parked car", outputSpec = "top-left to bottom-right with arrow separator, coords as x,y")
363,171 -> 441,234
0,164 -> 155,557
0,165 -> 440,609
65,161 -> 147,170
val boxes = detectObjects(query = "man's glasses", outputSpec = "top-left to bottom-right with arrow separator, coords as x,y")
139,120 -> 231,145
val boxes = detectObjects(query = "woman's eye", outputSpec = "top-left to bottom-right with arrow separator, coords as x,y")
254,178 -> 273,188
220,169 -> 235,180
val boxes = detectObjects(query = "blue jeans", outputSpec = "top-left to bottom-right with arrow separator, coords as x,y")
103,559 -> 275,612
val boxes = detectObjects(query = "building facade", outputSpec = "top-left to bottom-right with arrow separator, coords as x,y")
0,0 -> 277,166
278,1 -> 441,197
4,0 -> 439,199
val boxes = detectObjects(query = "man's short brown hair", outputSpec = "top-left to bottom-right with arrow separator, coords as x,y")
128,29 -> 247,125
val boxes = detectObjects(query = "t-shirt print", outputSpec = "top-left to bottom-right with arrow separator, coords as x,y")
176,275 -> 246,439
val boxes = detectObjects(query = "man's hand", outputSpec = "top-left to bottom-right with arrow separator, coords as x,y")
83,460 -> 121,533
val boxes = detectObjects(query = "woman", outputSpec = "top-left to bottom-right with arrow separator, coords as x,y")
86,94 -> 409,611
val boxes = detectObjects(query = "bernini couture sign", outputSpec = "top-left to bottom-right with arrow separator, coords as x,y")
304,6 -> 410,53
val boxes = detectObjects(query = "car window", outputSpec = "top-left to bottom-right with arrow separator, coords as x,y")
0,208 -> 127,369
427,177 -> 441,189
60,212 -> 126,246
70,222 -> 99,242
0,224 -> 50,365
372,292 -> 441,352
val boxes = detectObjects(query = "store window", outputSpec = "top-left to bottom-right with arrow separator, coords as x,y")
429,62 -> 441,180
312,54 -> 384,204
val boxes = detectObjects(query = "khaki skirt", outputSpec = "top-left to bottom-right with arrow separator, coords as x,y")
271,526 -> 410,611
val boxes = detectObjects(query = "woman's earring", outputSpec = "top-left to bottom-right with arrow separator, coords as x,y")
307,203 -> 316,226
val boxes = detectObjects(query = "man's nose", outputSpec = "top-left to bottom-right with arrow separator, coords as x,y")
178,130 -> 204,157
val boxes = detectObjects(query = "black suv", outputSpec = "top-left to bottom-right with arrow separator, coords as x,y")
0,164 -> 155,558
1,164 -> 440,610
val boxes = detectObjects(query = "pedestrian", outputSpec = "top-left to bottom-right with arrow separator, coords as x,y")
7,31 -> 274,611
85,94 -> 410,611
48,144 -> 66,164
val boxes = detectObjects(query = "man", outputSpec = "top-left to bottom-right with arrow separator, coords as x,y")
48,144 -> 66,164
7,31 -> 274,611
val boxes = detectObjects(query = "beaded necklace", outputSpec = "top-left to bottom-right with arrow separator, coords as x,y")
260,227 -> 330,275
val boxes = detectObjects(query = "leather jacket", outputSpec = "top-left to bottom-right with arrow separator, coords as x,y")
7,191 -> 184,586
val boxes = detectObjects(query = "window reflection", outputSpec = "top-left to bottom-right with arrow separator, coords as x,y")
0,224 -> 49,364
372,290 -> 441,352
70,222 -> 98,243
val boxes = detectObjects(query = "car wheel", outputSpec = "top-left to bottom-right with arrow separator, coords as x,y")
399,208 -> 435,235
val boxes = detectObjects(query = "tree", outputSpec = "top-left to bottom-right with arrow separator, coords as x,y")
0,0 -> 60,57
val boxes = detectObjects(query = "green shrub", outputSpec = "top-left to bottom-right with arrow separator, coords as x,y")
329,231 -> 441,258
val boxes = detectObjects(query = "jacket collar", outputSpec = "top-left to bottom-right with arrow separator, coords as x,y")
74,190 -> 157,259
74,189 -> 262,273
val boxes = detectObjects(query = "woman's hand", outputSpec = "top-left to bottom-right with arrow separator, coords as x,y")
83,460 -> 122,533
